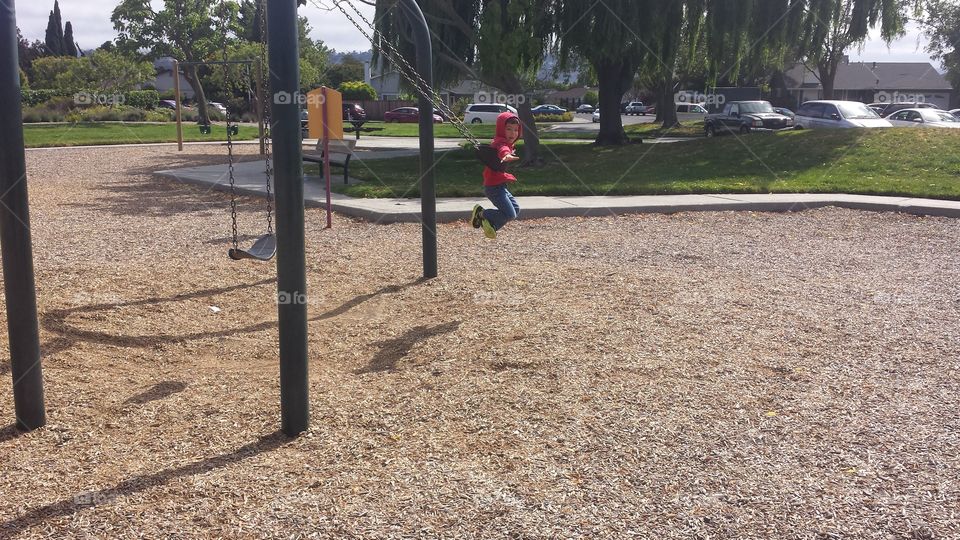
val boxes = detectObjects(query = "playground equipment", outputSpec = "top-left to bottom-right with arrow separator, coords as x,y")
223,13 -> 276,261
172,59 -> 265,154
0,1 -> 44,431
1,0 -> 438,436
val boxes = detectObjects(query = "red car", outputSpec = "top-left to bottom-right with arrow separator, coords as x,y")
384,107 -> 443,123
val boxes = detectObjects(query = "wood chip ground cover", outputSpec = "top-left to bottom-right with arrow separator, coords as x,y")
0,145 -> 958,539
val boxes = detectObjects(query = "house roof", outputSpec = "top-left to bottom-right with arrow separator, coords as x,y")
783,62 -> 952,91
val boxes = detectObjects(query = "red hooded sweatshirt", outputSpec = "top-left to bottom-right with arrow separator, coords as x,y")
482,111 -> 522,187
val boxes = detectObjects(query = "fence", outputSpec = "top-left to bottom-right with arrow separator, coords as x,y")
352,99 -> 417,120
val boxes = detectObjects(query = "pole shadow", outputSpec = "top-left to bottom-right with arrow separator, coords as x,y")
0,431 -> 289,535
123,381 -> 189,405
41,278 -> 426,356
356,320 -> 462,374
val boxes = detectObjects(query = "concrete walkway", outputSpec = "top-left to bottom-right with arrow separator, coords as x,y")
156,159 -> 960,223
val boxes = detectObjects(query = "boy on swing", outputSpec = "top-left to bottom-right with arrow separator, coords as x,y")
470,111 -> 522,239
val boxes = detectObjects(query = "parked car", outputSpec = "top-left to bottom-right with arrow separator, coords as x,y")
878,102 -> 940,118
208,101 -> 227,115
343,103 -> 367,122
592,109 -> 600,122
886,108 -> 960,129
158,99 -> 177,110
794,100 -> 891,129
620,102 -> 630,113
704,100 -> 794,136
625,101 -> 650,115
531,104 -> 567,117
867,102 -> 888,116
950,109 -> 960,119
676,103 -> 708,121
463,103 -> 517,124
384,107 -> 443,123
576,103 -> 595,113
772,107 -> 795,120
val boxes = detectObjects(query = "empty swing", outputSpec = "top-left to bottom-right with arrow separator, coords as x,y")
223,11 -> 276,262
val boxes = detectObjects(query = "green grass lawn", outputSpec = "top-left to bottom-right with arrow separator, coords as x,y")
625,121 -> 705,139
361,121 -> 592,140
341,128 -> 960,200
23,122 -> 261,148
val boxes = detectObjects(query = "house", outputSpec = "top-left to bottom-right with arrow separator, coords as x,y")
149,57 -> 195,98
776,60 -> 954,109
365,60 -> 499,104
546,86 -> 598,109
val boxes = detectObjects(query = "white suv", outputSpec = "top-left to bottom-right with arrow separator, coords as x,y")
464,103 -> 518,124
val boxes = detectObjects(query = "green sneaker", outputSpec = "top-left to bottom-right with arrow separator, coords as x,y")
481,218 -> 497,239
470,204 -> 484,228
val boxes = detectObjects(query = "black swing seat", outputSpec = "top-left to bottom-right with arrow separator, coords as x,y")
228,234 -> 276,261
476,146 -> 507,172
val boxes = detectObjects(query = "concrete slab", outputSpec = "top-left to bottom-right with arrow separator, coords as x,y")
156,159 -> 960,223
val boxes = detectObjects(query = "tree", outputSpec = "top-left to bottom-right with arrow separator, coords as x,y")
554,0 -> 660,145
920,0 -> 960,105
338,81 -> 377,100
797,0 -> 910,99
30,51 -> 153,93
112,0 -> 235,125
583,90 -> 598,107
44,1 -> 65,56
17,28 -> 46,76
555,0 -> 904,144
325,56 -> 365,89
374,0 -> 552,164
63,22 -> 78,58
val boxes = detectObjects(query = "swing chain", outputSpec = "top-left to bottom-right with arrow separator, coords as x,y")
331,0 -> 481,148
260,0 -> 275,236
222,15 -> 241,252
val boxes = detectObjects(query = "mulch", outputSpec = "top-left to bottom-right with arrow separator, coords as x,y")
0,144 -> 958,539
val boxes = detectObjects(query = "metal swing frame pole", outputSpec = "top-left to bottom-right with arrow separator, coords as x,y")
1,0 -> 45,431
268,0 -> 309,436
399,0 -> 437,279
321,87 -> 332,228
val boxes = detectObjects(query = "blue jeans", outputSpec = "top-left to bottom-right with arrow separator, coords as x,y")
483,184 -> 520,231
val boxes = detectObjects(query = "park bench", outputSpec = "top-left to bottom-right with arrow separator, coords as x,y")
302,138 -> 357,184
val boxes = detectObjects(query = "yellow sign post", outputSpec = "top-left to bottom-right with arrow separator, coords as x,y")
307,87 -> 342,140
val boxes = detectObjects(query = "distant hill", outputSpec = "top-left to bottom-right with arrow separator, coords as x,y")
329,50 -> 373,64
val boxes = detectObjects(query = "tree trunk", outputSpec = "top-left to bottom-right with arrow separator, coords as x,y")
515,97 -> 542,166
182,65 -> 210,125
595,60 -> 630,145
818,63 -> 837,101
658,76 -> 679,128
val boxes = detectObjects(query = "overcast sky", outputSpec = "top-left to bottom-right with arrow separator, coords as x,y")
15,0 -> 943,70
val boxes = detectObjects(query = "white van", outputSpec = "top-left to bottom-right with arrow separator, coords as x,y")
794,100 -> 892,129
676,103 -> 708,121
464,103 -> 518,124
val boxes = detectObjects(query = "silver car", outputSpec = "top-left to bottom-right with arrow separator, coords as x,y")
794,100 -> 892,129
887,108 -> 960,129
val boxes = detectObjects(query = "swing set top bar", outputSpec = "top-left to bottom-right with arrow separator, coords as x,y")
176,60 -> 256,66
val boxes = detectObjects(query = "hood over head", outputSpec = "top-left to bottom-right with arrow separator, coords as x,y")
493,111 -> 522,144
